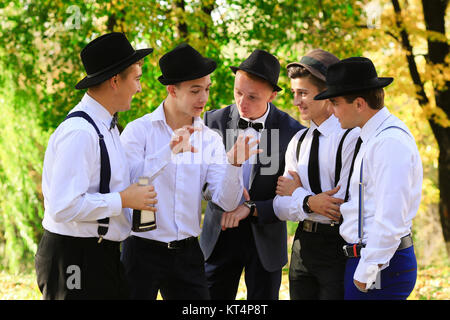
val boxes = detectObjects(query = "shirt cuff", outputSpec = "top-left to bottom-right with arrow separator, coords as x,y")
291,187 -> 311,220
107,192 -> 123,216
354,259 -> 380,290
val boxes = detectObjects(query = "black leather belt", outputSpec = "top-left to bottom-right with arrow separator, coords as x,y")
299,219 -> 340,234
133,235 -> 197,250
343,234 -> 413,258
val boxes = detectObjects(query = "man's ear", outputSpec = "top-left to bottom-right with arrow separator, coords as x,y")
109,75 -> 119,90
268,90 -> 277,103
167,84 -> 177,97
354,97 -> 367,113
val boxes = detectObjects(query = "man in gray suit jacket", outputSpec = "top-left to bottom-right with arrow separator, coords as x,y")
200,50 -> 304,299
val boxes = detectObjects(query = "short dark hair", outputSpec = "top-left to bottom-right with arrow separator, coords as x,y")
342,88 -> 385,110
287,65 -> 326,92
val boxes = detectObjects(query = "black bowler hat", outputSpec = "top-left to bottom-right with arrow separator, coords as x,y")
158,43 -> 217,85
230,49 -> 282,92
75,32 -> 153,90
314,57 -> 393,100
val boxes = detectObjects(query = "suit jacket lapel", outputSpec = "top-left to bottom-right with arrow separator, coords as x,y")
225,104 -> 240,151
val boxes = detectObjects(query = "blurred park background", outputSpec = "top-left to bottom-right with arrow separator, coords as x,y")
0,0 -> 449,299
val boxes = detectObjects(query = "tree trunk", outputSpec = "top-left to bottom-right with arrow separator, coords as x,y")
174,0 -> 188,39
421,0 -> 450,256
392,0 -> 450,257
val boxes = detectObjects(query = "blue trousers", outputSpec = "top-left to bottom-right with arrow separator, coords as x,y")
344,246 -> 417,300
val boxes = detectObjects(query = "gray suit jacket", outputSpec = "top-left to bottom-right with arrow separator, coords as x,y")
199,103 -> 304,272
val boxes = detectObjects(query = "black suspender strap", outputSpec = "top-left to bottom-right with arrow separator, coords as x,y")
296,127 -> 355,189
335,128 -> 354,188
295,128 -> 309,162
64,111 -> 112,243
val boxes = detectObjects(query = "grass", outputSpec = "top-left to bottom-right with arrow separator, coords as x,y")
1,261 -> 448,300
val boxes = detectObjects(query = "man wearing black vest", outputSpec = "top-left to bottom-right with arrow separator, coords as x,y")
35,33 -> 156,299
273,49 -> 360,299
200,50 -> 304,299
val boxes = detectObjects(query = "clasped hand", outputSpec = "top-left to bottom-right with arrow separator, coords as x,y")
275,170 -> 343,222
221,188 -> 252,231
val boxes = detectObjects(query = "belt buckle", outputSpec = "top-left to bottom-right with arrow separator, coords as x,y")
342,245 -> 350,257
167,241 -> 177,249
303,220 -> 315,232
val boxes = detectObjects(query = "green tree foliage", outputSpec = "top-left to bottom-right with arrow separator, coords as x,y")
0,0 -> 446,272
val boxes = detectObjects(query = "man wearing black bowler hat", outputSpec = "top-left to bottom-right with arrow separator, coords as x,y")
200,50 -> 304,299
35,32 -> 156,299
120,43 -> 258,300
314,57 -> 422,299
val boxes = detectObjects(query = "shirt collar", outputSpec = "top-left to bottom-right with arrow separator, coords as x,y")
149,101 -> 168,123
309,114 -> 340,137
150,100 -> 204,127
240,103 -> 270,129
360,106 -> 391,143
81,93 -> 116,130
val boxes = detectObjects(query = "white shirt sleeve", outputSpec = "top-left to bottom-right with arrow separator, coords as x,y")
354,136 -> 419,287
273,130 -> 311,221
204,133 -> 243,212
46,129 -> 122,223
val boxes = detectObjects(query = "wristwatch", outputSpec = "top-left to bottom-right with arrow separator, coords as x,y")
303,195 -> 313,214
243,200 -> 256,217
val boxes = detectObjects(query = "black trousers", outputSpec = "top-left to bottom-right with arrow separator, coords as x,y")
121,235 -> 210,300
34,230 -> 129,300
204,219 -> 282,300
289,224 -> 347,300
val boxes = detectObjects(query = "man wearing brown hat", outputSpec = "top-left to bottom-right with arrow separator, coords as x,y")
314,57 -> 422,300
199,49 -> 304,300
273,49 -> 361,299
120,43 -> 258,300
35,32 -> 156,299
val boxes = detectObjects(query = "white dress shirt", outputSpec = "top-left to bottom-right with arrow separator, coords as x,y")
239,103 -> 270,197
273,114 -> 361,223
339,107 -> 423,288
42,93 -> 132,241
120,101 -> 243,242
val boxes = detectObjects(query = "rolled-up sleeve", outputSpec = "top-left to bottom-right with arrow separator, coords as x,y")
47,129 -> 122,223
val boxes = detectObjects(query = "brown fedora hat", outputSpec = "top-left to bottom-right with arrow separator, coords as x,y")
287,49 -> 339,81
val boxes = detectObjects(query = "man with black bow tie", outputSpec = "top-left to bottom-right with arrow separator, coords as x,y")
200,50 -> 304,300
35,32 -> 156,299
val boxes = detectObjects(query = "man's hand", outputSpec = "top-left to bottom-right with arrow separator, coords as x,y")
307,186 -> 343,221
120,183 -> 157,211
276,170 -> 302,196
170,125 -> 202,154
221,189 -> 252,231
354,264 -> 383,292
354,279 -> 368,292
227,135 -> 262,166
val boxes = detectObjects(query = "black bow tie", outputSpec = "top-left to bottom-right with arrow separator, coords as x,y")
238,118 -> 264,131
110,113 -> 118,130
